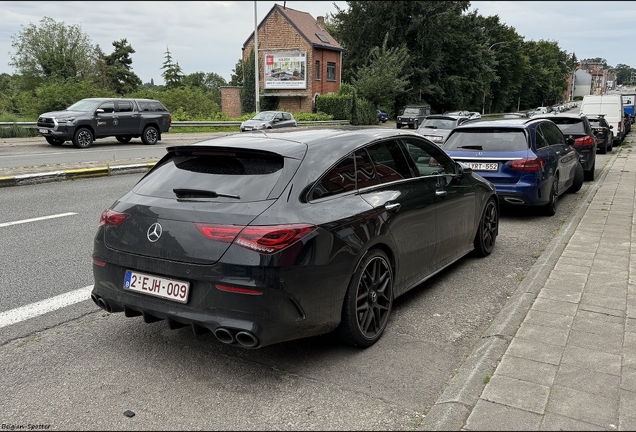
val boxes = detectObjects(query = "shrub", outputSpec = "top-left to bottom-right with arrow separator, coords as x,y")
316,94 -> 353,120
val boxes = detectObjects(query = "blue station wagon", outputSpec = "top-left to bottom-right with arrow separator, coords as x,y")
442,118 -> 584,216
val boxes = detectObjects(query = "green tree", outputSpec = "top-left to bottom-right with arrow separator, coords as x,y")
161,47 -> 184,89
182,71 -> 227,107
614,63 -> 636,85
9,17 -> 96,86
352,33 -> 411,111
229,59 -> 244,86
101,38 -> 142,95
241,49 -> 255,114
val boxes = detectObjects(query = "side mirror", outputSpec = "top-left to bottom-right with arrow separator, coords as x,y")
456,161 -> 471,179
272,118 -> 280,123
566,136 -> 575,146
610,125 -> 614,129
95,108 -> 104,114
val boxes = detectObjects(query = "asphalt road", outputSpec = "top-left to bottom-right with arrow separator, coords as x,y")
0,136 -> 613,429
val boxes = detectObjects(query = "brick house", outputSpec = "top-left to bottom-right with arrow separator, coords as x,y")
221,3 -> 344,116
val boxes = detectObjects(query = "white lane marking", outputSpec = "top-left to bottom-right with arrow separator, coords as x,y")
0,212 -> 77,228
0,285 -> 94,329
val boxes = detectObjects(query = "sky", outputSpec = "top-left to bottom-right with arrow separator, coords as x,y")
1,1 -> 636,86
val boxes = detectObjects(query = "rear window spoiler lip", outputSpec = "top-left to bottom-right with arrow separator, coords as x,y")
166,143 -> 306,160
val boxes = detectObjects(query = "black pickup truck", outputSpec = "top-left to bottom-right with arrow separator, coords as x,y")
37,98 -> 171,148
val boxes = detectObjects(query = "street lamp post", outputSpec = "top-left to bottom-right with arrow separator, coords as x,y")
482,41 -> 508,115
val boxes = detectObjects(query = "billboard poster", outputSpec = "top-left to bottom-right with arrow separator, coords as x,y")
263,51 -> 307,90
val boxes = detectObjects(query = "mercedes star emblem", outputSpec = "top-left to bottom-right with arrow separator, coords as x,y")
147,223 -> 163,242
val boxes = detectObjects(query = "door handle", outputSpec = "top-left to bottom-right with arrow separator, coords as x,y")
435,190 -> 447,197
385,202 -> 401,212
132,114 -> 138,118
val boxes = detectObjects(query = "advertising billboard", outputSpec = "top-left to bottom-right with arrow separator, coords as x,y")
263,51 -> 307,90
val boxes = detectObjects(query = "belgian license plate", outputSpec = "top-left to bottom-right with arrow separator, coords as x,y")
123,270 -> 190,304
464,162 -> 498,171
39,128 -> 49,134
244,127 -> 252,131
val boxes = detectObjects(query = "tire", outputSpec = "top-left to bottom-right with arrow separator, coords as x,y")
396,123 -> 402,129
338,249 -> 393,348
72,128 -> 93,149
45,137 -> 64,146
608,140 -> 613,152
473,197 -> 498,257
141,126 -> 159,145
598,142 -> 607,154
569,163 -> 584,193
584,160 -> 595,182
408,124 -> 415,129
542,176 -> 558,216
116,136 -> 132,143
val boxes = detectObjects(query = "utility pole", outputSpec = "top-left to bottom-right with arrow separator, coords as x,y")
254,1 -> 260,113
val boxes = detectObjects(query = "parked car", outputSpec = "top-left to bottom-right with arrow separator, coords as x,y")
396,105 -> 431,129
588,115 -> 614,154
534,107 -> 548,115
443,110 -> 470,116
502,112 -> 528,119
377,109 -> 388,123
416,114 -> 471,145
240,111 -> 297,132
36,98 -> 172,148
532,113 -> 597,181
443,118 -> 584,216
467,112 -> 482,120
91,128 -> 499,349
579,94 -> 625,145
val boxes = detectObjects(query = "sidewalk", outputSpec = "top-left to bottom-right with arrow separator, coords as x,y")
421,133 -> 636,430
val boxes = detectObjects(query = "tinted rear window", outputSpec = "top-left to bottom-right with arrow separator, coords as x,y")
549,118 -> 586,134
444,129 -> 528,152
133,152 -> 284,202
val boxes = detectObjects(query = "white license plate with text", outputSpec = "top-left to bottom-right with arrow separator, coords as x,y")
123,270 -> 190,303
463,162 -> 498,171
39,128 -> 49,134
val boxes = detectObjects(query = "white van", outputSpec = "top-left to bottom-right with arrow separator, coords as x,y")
579,94 -> 625,144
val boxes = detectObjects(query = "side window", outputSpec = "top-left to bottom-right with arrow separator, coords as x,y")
138,101 -> 149,111
149,102 -> 165,112
283,113 -> 292,121
308,154 -> 356,200
355,149 -> 379,190
365,140 -> 413,184
276,113 -> 284,121
117,101 -> 133,113
535,125 -> 549,149
401,137 -> 455,176
543,121 -> 565,145
99,101 -> 115,113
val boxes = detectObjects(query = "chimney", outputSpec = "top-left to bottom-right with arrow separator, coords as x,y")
317,16 -> 325,30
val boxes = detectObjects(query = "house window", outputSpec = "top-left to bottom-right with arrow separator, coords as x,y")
315,60 -> 321,80
327,62 -> 336,81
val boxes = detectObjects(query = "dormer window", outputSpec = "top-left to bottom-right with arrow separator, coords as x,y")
316,33 -> 330,44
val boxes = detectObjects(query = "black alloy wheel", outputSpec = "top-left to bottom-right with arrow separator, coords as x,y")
339,249 -> 393,348
72,128 -> 93,149
116,136 -> 132,143
569,163 -> 584,193
141,126 -> 159,145
584,160 -> 595,182
543,176 -> 558,216
473,198 -> 498,257
45,137 -> 64,146
599,142 -> 607,154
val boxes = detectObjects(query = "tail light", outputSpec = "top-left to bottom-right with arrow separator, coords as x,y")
574,136 -> 595,147
167,115 -> 172,126
509,158 -> 546,171
195,223 -> 316,254
99,209 -> 129,226
619,121 -> 621,131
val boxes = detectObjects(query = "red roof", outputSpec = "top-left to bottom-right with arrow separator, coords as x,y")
243,3 -> 343,52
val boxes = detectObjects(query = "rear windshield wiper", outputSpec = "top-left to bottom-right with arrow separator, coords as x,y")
173,188 -> 240,199
456,145 -> 483,150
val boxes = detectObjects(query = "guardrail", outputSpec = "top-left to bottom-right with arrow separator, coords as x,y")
0,120 -> 352,128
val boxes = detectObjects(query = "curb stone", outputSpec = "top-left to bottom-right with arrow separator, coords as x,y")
0,162 -> 156,188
